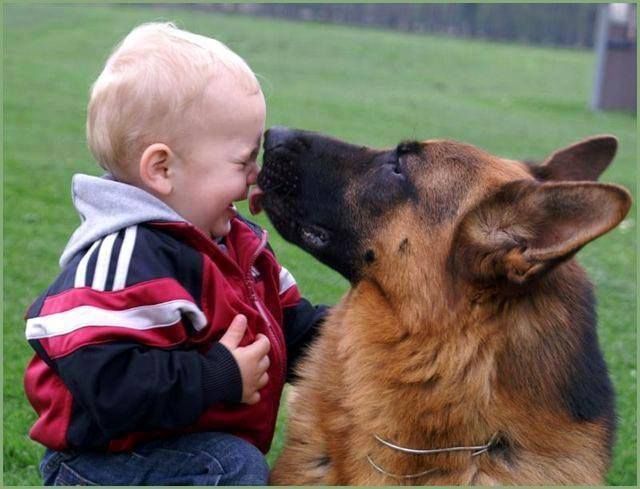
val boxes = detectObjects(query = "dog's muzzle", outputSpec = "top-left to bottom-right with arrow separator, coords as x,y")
256,131 -> 305,234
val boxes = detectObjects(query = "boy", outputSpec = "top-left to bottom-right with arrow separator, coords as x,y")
24,22 -> 326,485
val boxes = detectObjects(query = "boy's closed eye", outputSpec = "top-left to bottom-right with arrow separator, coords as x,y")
236,147 -> 260,167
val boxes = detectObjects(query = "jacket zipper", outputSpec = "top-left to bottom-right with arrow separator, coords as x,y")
245,230 -> 287,384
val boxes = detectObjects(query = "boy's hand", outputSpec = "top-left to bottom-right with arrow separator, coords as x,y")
219,315 -> 271,405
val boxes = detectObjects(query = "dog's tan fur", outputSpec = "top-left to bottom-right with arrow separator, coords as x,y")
266,135 -> 630,485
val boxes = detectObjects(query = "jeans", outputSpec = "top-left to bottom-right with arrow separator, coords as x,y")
39,432 -> 270,485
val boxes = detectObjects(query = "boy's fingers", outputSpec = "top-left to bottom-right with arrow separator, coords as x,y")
252,334 -> 271,356
247,392 -> 261,405
258,372 -> 269,388
218,315 -> 247,350
258,355 -> 270,372
243,334 -> 270,358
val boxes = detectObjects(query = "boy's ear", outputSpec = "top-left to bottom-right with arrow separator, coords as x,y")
533,135 -> 618,182
139,143 -> 174,196
453,180 -> 631,285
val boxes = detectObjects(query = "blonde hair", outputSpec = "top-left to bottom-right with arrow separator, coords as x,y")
87,22 -> 261,179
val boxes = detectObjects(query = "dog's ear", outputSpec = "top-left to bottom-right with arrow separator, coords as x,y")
531,135 -> 617,182
453,180 -> 631,285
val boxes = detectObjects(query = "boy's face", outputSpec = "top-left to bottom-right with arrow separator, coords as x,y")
169,77 -> 266,238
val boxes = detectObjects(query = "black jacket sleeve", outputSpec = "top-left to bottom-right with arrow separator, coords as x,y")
282,298 -> 329,382
55,342 -> 242,447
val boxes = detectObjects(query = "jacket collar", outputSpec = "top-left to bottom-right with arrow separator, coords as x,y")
150,216 -> 267,275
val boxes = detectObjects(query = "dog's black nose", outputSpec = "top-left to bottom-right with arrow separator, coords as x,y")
264,126 -> 296,151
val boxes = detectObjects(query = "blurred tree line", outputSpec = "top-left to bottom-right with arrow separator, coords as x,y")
179,3 -> 600,48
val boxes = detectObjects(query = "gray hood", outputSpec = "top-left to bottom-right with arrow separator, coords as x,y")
59,174 -> 187,268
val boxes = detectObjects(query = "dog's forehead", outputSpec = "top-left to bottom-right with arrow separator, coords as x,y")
397,140 -> 534,226
422,139 -> 494,161
419,139 -> 533,180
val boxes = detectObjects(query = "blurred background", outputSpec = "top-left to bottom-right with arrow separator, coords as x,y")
3,3 -> 636,485
202,3 -> 628,48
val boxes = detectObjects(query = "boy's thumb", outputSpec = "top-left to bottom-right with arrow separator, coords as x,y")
219,315 -> 248,351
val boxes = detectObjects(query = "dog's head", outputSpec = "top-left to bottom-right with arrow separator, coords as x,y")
255,127 -> 631,297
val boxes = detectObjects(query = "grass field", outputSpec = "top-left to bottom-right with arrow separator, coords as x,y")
3,4 -> 636,486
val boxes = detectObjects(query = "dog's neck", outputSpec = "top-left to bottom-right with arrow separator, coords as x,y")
345,259 -> 598,443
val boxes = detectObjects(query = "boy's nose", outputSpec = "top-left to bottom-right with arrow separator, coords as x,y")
263,126 -> 297,151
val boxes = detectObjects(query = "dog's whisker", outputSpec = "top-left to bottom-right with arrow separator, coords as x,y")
261,181 -> 286,193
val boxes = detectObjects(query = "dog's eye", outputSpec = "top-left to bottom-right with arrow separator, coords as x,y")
380,151 -> 406,180
389,156 -> 404,176
383,160 -> 403,177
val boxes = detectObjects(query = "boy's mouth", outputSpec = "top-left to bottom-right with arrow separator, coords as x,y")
249,186 -> 264,215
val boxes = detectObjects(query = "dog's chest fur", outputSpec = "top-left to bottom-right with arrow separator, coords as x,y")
288,268 -> 610,485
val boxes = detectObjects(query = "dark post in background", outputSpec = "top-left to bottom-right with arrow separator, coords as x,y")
591,3 -> 637,112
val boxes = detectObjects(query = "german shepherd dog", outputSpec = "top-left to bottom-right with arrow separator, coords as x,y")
253,127 -> 631,485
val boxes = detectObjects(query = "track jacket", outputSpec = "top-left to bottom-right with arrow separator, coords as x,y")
24,174 -> 327,453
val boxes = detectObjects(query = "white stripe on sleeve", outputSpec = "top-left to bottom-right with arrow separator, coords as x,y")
112,225 -> 137,291
74,240 -> 101,288
92,232 -> 118,291
278,266 -> 297,295
25,299 -> 207,340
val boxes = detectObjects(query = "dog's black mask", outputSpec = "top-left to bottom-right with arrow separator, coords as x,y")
259,126 -> 419,282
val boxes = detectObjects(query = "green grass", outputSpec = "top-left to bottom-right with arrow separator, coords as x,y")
3,4 -> 636,486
